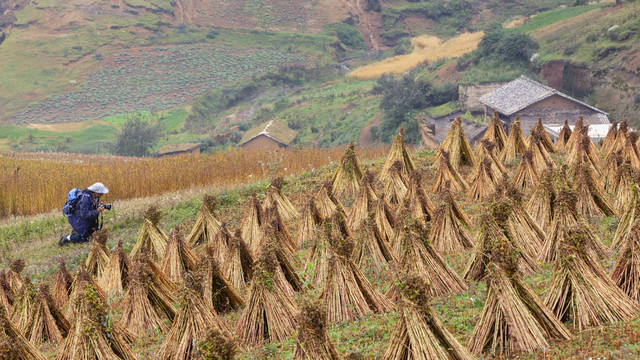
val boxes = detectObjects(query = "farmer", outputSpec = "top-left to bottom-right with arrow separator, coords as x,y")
58,182 -> 109,246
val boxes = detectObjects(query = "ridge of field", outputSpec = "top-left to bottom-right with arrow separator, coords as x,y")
1,147 -> 640,359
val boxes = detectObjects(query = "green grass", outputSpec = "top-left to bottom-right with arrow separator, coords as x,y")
508,4 -> 603,34
425,101 -> 461,118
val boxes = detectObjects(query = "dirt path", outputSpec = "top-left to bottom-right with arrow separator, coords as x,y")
359,111 -> 381,146
343,0 -> 382,50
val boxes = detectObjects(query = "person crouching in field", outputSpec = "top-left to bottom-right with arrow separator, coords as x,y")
59,182 -> 110,246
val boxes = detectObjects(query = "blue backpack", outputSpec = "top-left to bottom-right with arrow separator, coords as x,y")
62,188 -> 82,216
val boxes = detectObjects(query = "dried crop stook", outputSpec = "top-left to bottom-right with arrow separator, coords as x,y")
0,272 -> 12,313
158,272 -> 234,360
348,170 -> 379,231
185,194 -> 222,247
528,117 -> 556,152
499,117 -> 528,163
263,176 -> 300,221
435,117 -> 477,169
564,116 -> 585,152
130,205 -> 168,261
11,276 -> 37,333
240,193 -> 265,256
466,158 -> 499,201
382,161 -> 409,205
620,131 -> 640,169
56,279 -> 137,360
538,189 -> 607,263
401,171 -> 435,226
470,140 -> 507,182
526,169 -> 557,229
51,259 -> 74,311
98,240 -> 132,296
383,272 -> 476,360
612,158 -> 640,211
610,119 -> 630,155
0,305 -> 47,360
475,111 -> 507,155
305,223 -> 333,287
544,226 -> 637,331
315,181 -> 345,220
199,246 -> 245,313
512,150 -> 540,191
567,127 -> 601,172
319,235 -> 395,323
612,186 -> 640,250
395,224 -> 467,297
23,284 -> 69,344
602,150 -> 623,193
84,229 -> 111,278
611,220 -> 640,302
431,151 -> 469,193
373,196 -> 398,244
555,119 -> 572,152
571,162 -> 615,218
256,226 -> 304,296
222,230 -> 254,292
379,125 -> 416,184
600,120 -> 618,156
262,206 -> 298,256
296,196 -> 325,248
63,267 -> 109,321
331,141 -> 364,198
119,259 -> 176,335
160,227 -> 198,284
293,298 -> 342,360
352,218 -> 397,275
429,189 -> 473,253
528,131 -> 555,172
6,259 -> 25,294
236,250 -> 299,345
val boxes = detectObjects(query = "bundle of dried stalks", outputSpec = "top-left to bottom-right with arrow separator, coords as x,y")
512,150 -> 540,191
544,226 -> 637,330
564,116 -> 585,151
435,117 -> 477,169
555,119 -> 572,152
382,161 -> 409,204
51,259 -> 73,310
526,169 -> 557,229
159,272 -> 234,360
56,279 -> 137,360
236,250 -> 299,344
199,246 -> 245,313
262,206 -> 297,255
402,171 -> 435,226
347,171 -> 378,231
538,189 -> 607,263
467,262 -> 572,357
130,205 -> 168,260
11,276 -> 37,332
528,132 -> 555,172
466,158 -> 499,201
119,260 -> 175,335
602,149 -> 623,192
293,298 -> 341,360
379,125 -> 416,184
611,221 -> 640,302
240,193 -> 264,255
397,224 -> 467,297
331,142 -> 364,198
567,127 -> 600,172
353,218 -> 397,274
257,226 -> 304,296
296,196 -> 325,248
84,229 -> 111,278
6,259 -> 25,294
429,191 -> 474,253
210,221 -> 234,265
222,230 -> 254,292
185,194 -> 222,247
263,176 -> 300,221
431,151 -> 469,193
64,268 -> 109,320
98,240 -> 131,296
196,328 -> 238,360
571,162 -> 615,218
383,271 -> 475,360
601,121 -> 619,155
316,181 -> 345,220
530,117 -> 556,151
612,186 -> 640,251
610,119 -> 630,154
160,227 -> 198,284
499,117 -> 528,163
373,196 -> 398,244
0,272 -> 12,313
621,131 -> 640,169
0,305 -> 47,360
305,224 -> 333,287
464,214 -> 538,281
23,284 -> 69,344
470,140 -> 507,181
476,111 -> 507,154
319,240 -> 395,323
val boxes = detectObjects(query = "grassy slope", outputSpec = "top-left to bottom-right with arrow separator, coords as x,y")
2,149 -> 640,359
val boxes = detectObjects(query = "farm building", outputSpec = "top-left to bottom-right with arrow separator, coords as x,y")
156,142 -> 201,157
238,120 -> 297,151
477,75 -> 609,135
544,123 -> 617,143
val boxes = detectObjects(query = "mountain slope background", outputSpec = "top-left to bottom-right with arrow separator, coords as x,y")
0,0 -> 638,153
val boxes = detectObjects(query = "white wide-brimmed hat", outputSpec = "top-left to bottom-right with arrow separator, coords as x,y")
87,182 -> 109,194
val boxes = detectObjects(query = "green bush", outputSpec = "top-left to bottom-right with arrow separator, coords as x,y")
329,23 -> 366,49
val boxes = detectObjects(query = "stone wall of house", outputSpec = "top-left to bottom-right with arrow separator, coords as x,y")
459,82 -> 508,112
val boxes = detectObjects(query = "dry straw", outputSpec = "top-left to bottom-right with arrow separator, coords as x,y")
161,226 -> 199,284
293,298 -> 342,360
567,126 -> 600,172
51,259 -> 73,311
315,181 -> 344,220
431,151 -> 469,193
296,196 -> 325,248
475,111 -> 507,155
499,117 -> 528,163
98,240 -> 132,296
23,284 -> 69,344
263,176 -> 300,221
612,186 -> 640,251
222,230 -> 254,292
611,220 -> 640,302
555,119 -> 572,152
348,170 -> 379,231
11,276 -> 37,333
600,120 -> 618,156
378,126 -> 416,184
512,150 -> 540,191
383,271 -> 476,360
571,162 -> 615,218
602,149 -> 622,193
199,246 -> 245,313
382,161 -> 409,204
469,140 -> 507,182
526,169 -> 556,230
6,259 -> 25,294
544,226 -> 637,330
185,194 -> 222,247
401,171 -> 435,226
529,117 -> 556,153
613,155 -> 640,209
435,117 -> 477,169
240,193 -> 265,256
0,305 -> 47,360
331,142 -> 363,198
0,272 -> 12,313
84,229 -> 111,278
159,272 -> 234,360
564,116 -> 585,152
130,205 -> 168,260
466,158 -> 499,201
305,223 -> 333,287
528,131 -> 555,172
621,131 -> 640,169
262,206 -> 298,256
64,268 -> 109,321
429,190 -> 474,253
352,218 -> 397,275
373,196 -> 398,244
609,119 -> 630,155
257,228 -> 304,296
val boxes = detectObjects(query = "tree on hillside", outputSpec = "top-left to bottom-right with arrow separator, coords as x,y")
112,115 -> 163,157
